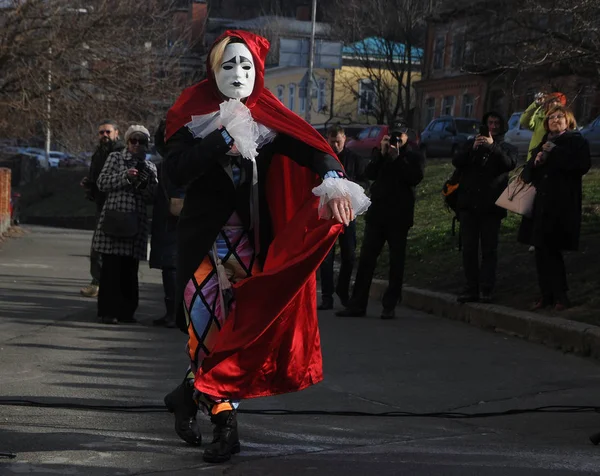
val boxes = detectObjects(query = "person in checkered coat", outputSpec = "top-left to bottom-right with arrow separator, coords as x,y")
92,125 -> 158,324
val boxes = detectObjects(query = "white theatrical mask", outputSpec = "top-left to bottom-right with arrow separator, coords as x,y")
214,43 -> 256,100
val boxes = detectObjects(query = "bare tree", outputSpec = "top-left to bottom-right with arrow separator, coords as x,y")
454,0 -> 600,78
0,0 -> 200,152
325,0 -> 431,126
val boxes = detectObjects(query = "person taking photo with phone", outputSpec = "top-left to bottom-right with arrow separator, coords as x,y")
520,92 -> 567,162
452,112 -> 517,304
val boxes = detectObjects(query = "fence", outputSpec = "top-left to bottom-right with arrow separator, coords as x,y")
0,167 -> 11,236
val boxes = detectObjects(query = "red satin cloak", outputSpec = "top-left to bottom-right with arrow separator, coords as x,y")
166,30 -> 342,399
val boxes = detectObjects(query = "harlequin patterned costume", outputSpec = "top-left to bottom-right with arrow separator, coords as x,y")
163,30 -> 369,463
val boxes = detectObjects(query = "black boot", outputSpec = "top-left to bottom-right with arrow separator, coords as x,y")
203,410 -> 241,463
163,380 -> 202,446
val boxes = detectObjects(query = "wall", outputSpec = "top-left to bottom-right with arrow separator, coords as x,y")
0,168 -> 11,236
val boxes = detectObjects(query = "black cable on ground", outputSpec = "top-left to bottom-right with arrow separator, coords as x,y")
0,398 -> 599,419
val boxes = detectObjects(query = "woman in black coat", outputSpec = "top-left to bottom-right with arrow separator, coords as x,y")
518,106 -> 591,311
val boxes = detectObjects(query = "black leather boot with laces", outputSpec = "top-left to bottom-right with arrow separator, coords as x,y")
203,410 -> 241,463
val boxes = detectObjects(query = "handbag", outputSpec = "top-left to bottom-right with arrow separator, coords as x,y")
102,209 -> 139,238
495,172 -> 536,217
169,197 -> 184,217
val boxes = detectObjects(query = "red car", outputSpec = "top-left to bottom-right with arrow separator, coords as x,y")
346,125 -> 420,159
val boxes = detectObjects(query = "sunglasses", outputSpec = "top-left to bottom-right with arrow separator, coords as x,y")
98,130 -> 113,135
548,114 -> 566,121
128,138 -> 148,146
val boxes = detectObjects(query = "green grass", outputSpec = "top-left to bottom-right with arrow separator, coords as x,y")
359,161 -> 600,325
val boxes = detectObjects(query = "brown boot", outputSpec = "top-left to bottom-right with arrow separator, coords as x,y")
203,410 -> 241,463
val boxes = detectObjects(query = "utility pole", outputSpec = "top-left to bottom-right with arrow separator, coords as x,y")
45,47 -> 52,170
305,0 -> 317,124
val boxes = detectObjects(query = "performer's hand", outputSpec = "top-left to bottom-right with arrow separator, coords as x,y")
328,196 -> 354,226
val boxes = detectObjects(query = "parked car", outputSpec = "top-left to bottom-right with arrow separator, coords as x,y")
313,124 -> 368,140
580,115 -> 600,156
504,112 -> 533,159
345,124 -> 420,159
420,116 -> 480,158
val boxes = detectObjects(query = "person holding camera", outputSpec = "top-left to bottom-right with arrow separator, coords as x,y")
518,106 -> 590,311
520,92 -> 566,162
337,127 -> 424,319
452,112 -> 517,304
92,125 -> 158,325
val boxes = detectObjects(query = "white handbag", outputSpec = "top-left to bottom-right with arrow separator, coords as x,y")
495,174 -> 536,217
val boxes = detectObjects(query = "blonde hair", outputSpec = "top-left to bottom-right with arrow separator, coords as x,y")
209,37 -> 233,73
543,105 -> 577,131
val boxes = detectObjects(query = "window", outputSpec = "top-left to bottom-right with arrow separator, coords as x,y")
442,95 -> 455,116
368,127 -> 381,138
507,113 -> 520,130
431,121 -> 445,132
425,97 -> 435,125
358,80 -> 376,114
276,85 -> 284,103
299,85 -> 306,113
462,94 -> 474,118
433,36 -> 445,70
357,128 -> 370,140
288,83 -> 296,111
317,79 -> 327,111
451,33 -> 465,68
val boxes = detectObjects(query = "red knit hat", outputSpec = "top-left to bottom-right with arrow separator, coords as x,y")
549,92 -> 567,106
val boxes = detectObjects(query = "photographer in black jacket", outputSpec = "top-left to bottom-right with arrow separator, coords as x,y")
337,127 -> 424,319
452,112 -> 517,303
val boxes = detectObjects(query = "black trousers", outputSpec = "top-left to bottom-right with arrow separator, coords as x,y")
350,220 -> 409,311
98,254 -> 139,320
162,267 -> 177,316
534,247 -> 568,302
459,211 -> 502,294
319,220 -> 356,301
90,210 -> 102,285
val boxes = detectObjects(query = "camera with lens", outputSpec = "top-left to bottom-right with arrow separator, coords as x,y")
133,158 -> 152,188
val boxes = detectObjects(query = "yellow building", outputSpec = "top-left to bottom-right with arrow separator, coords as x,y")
264,37 -> 422,127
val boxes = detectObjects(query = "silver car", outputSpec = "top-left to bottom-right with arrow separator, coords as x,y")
504,112 -> 533,159
580,116 -> 600,156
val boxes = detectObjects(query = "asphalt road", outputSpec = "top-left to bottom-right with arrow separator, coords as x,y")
1,226 -> 600,475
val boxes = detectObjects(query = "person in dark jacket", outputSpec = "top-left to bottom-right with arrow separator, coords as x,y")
518,106 -> 591,311
317,124 -> 367,310
336,127 -> 425,319
452,112 -> 517,303
80,120 -> 124,298
150,121 -> 185,328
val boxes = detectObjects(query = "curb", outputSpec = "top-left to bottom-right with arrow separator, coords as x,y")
370,279 -> 600,360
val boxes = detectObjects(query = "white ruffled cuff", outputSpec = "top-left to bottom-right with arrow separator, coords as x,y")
312,177 -> 371,219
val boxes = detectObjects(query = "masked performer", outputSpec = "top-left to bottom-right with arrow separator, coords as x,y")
163,30 -> 369,463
